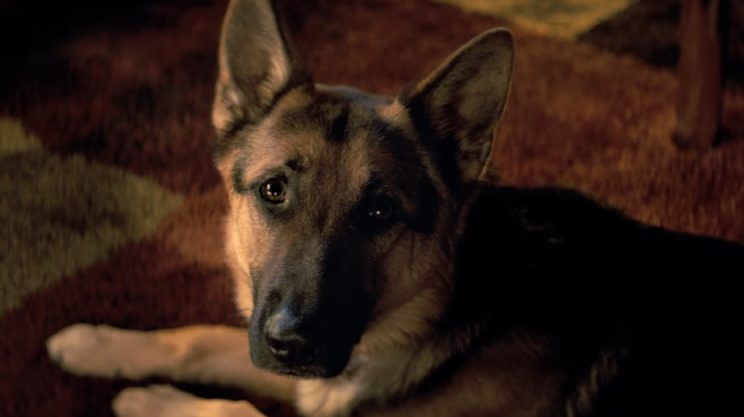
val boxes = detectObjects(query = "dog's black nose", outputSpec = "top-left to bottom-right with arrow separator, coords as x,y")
264,307 -> 309,362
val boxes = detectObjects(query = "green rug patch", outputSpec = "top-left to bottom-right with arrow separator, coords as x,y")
0,118 -> 182,314
0,118 -> 43,155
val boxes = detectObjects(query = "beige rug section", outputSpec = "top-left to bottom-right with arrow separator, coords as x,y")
0,118 -> 183,314
434,0 -> 634,38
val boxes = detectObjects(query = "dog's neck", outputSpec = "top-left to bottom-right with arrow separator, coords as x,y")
294,285 -> 479,417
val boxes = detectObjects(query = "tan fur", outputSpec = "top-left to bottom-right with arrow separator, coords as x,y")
113,385 -> 266,417
217,89 -> 318,315
217,91 -> 377,288
47,324 -> 295,403
362,338 -> 561,417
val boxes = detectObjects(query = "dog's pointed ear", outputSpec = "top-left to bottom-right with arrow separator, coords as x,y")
400,29 -> 514,183
212,0 -> 309,135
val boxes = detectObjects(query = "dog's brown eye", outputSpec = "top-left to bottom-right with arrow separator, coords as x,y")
354,195 -> 399,234
259,178 -> 287,203
367,198 -> 393,222
362,196 -> 398,229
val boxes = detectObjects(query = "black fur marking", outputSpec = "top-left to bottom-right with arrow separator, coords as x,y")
274,94 -> 350,143
402,177 -> 439,235
371,118 -> 440,234
399,93 -> 464,198
286,155 -> 309,173
435,186 -> 741,414
231,156 -> 250,194
328,103 -> 350,143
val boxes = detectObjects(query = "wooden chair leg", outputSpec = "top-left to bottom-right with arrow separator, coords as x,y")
674,0 -> 726,149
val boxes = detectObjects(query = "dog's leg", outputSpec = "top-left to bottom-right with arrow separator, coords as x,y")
47,324 -> 295,402
113,384 -> 266,417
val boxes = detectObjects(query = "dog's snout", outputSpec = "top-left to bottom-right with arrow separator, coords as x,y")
264,307 -> 309,361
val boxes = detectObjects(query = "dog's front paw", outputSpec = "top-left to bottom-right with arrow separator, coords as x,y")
46,323 -> 164,379
113,385 -> 265,417
47,323 -> 125,378
113,385 -> 195,417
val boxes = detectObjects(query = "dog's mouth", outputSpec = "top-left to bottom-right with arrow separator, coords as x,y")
271,361 -> 343,378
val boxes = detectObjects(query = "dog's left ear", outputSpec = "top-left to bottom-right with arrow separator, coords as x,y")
400,29 -> 514,183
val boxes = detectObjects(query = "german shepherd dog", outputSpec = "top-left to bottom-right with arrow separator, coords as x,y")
48,1 -> 743,416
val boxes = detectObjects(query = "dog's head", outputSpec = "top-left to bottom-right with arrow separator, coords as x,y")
212,0 -> 513,378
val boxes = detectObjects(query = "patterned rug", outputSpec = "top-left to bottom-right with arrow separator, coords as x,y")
2,1 -> 743,416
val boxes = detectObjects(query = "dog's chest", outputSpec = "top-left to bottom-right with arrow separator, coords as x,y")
294,341 -> 562,417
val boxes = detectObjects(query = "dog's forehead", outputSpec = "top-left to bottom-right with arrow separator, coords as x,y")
223,86 -> 434,213
255,90 -> 416,181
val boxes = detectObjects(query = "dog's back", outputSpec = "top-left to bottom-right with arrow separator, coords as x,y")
454,185 -> 743,417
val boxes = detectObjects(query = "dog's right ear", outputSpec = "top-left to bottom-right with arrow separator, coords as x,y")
212,0 -> 308,135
